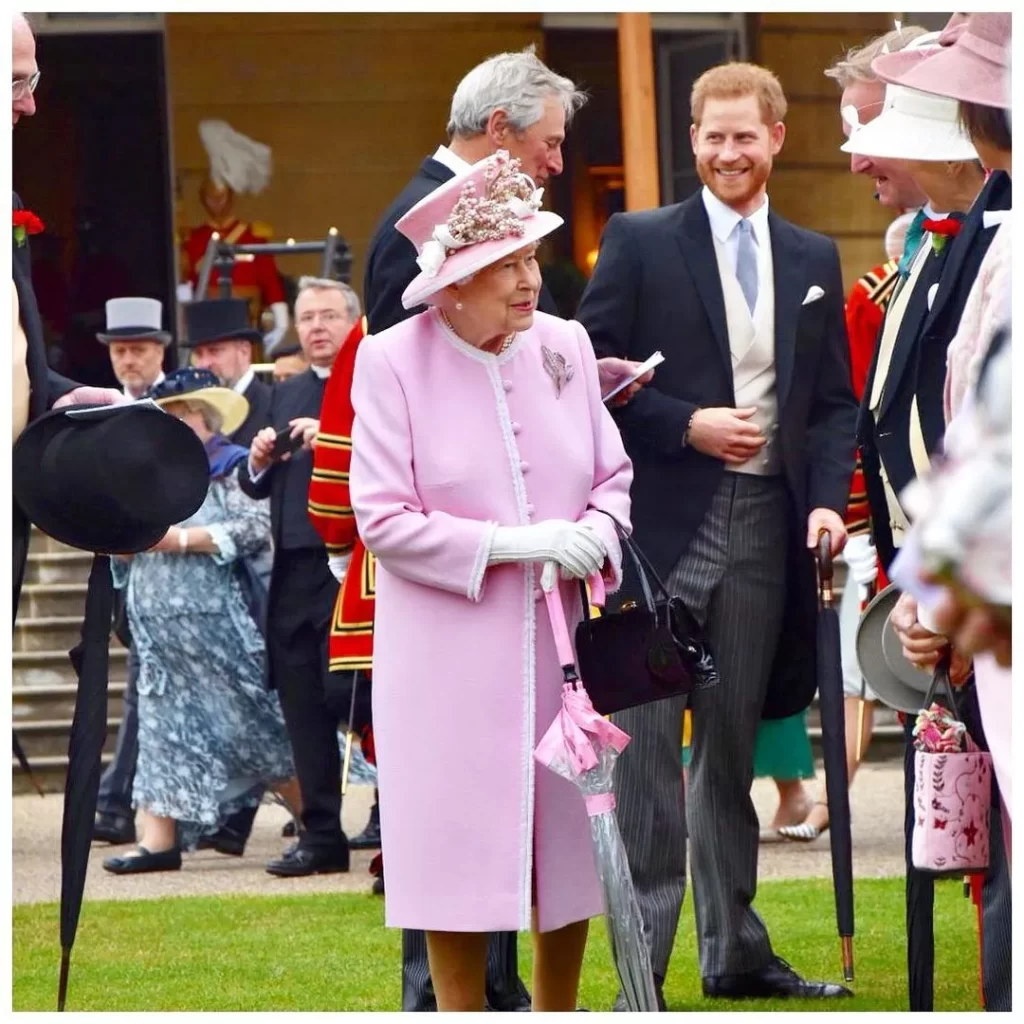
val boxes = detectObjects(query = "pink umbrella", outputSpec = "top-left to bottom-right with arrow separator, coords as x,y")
534,579 -> 659,1012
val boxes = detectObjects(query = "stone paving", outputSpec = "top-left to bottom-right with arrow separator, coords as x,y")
12,760 -> 907,906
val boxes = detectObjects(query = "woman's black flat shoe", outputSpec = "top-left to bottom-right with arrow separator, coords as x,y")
102,846 -> 182,875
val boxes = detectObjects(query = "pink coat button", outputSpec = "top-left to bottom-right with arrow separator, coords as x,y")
502,380 -> 513,392
511,422 -> 522,434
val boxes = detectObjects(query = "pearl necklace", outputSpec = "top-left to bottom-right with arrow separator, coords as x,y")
439,309 -> 515,355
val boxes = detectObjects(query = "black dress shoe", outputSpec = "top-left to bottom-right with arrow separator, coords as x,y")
702,956 -> 853,999
93,815 -> 136,845
265,843 -> 350,877
486,991 -> 531,1012
197,828 -> 246,857
102,846 -> 182,875
349,817 -> 382,850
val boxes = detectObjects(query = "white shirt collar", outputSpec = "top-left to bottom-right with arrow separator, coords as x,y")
311,363 -> 331,380
125,370 -> 164,400
701,185 -> 770,247
232,367 -> 255,395
432,144 -> 471,176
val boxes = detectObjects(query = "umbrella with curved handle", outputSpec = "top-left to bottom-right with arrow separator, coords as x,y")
816,530 -> 856,983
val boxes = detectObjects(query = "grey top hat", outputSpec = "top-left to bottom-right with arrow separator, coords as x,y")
96,297 -> 172,346
855,583 -> 936,714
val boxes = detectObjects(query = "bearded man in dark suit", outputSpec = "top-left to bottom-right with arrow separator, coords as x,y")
577,62 -> 858,1006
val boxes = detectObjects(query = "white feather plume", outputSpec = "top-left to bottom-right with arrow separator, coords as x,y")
198,119 -> 272,196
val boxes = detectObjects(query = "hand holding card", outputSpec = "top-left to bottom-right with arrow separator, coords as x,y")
601,351 -> 664,403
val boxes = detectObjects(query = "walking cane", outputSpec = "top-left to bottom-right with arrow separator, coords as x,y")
341,672 -> 359,797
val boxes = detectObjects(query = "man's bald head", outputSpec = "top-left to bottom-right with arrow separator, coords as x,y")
13,14 -> 38,127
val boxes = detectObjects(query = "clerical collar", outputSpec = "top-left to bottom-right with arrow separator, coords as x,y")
311,364 -> 331,380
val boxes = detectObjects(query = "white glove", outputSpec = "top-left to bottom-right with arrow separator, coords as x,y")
489,520 -> 607,580
327,553 -> 351,584
843,533 -> 878,588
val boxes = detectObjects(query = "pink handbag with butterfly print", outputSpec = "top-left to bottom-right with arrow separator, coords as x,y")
911,665 -> 992,874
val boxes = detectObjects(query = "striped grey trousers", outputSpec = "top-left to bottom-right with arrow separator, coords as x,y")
613,473 -> 789,979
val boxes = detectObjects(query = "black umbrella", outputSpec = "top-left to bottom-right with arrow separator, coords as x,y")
58,554 -> 114,1011
901,711 -> 934,1010
816,531 -> 856,982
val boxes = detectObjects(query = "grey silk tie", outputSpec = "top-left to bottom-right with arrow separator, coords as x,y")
735,218 -> 759,315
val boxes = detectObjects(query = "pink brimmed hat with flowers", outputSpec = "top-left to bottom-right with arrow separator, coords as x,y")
397,150 -> 563,310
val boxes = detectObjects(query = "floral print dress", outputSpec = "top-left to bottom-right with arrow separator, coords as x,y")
114,467 -> 294,847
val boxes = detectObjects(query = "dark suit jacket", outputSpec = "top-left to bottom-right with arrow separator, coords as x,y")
233,373 -> 273,448
13,192 -> 79,613
363,154 -> 558,334
857,171 -> 1012,570
577,192 -> 857,718
237,368 -> 327,553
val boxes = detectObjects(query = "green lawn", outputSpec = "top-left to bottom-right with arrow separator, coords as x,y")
12,877 -> 980,1012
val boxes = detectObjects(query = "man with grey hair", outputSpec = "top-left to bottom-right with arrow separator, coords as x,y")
241,273 -> 362,878
364,45 -> 583,335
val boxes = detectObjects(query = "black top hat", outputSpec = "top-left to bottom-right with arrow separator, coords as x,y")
13,404 -> 210,554
183,298 -> 263,348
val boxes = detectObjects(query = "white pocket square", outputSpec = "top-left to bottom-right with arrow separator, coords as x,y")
802,285 -> 825,306
927,283 -> 939,310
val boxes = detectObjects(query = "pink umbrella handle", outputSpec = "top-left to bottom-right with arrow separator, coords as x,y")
545,573 -> 605,670
544,583 -> 577,670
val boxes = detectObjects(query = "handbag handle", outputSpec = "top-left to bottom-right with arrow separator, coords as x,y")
587,514 -> 675,616
921,652 -> 958,714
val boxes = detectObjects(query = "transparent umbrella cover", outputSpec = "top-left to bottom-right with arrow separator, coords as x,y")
535,585 -> 659,1012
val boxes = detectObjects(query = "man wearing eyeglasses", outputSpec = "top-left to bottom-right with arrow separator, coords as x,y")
241,276 -> 363,878
12,13 -> 39,126
13,12 -> 126,616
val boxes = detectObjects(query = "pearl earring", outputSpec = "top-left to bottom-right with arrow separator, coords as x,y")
455,302 -> 463,311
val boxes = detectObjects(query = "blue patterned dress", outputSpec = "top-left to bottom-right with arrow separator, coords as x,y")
114,465 -> 294,847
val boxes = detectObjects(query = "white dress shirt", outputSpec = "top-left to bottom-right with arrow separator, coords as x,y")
232,367 -> 255,395
432,145 -> 471,176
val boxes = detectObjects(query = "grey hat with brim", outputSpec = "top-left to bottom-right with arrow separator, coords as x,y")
855,583 -> 935,714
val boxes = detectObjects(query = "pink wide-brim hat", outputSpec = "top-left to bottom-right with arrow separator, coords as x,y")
872,12 -> 1011,110
396,152 -> 563,310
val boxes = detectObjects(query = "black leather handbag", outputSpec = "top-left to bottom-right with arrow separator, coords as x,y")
574,523 -> 718,716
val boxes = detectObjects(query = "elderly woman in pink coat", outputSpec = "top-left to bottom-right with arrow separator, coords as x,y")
349,151 -> 632,1011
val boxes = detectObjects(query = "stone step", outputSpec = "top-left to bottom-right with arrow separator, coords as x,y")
13,753 -> 114,796
16,582 -> 88,619
15,717 -> 123,761
12,647 -> 129,688
14,616 -> 125,653
28,527 -> 82,557
24,551 -> 95,586
12,682 -> 127,724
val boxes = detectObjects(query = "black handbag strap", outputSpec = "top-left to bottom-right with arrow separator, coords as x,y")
576,516 -> 674,621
